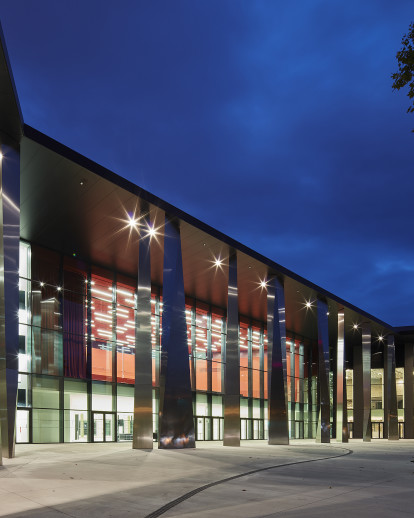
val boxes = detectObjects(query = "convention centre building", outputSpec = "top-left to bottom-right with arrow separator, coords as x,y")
1,26 -> 413,462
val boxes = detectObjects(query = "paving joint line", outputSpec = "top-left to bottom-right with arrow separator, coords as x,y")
144,446 -> 353,518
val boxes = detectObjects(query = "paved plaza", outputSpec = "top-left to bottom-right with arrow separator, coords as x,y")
0,440 -> 413,517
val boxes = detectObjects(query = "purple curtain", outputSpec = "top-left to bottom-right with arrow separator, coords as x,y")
63,271 -> 86,378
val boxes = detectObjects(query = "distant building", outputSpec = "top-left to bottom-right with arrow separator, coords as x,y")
0,26 -> 412,461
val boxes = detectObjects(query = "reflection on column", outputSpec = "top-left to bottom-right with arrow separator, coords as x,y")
158,216 -> 195,449
224,251 -> 240,446
386,335 -> 398,440
316,299 -> 330,443
133,202 -> 153,449
0,143 -> 20,459
404,343 -> 413,439
267,276 -> 288,445
336,310 -> 348,442
361,323 -> 371,442
290,339 -> 295,435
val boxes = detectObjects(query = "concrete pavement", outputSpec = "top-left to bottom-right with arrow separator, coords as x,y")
0,440 -> 413,517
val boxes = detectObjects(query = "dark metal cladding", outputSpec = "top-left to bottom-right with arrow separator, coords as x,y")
404,343 -> 413,438
316,299 -> 330,443
267,277 -> 288,444
0,143 -> 20,459
361,323 -> 371,442
158,215 -> 195,449
386,335 -> 398,440
133,201 -> 153,449
223,250 -> 240,446
336,310 -> 348,442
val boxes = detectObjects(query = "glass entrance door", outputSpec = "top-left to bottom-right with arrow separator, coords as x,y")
93,412 -> 115,442
212,417 -> 223,440
16,409 -> 30,443
371,422 -> 383,439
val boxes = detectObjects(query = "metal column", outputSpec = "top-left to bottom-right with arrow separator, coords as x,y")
133,202 -> 153,449
404,343 -> 413,438
385,335 -> 398,440
224,250 -> 240,446
267,276 -> 289,444
0,143 -> 20,459
158,216 -> 195,448
316,299 -> 330,443
362,324 -> 371,442
336,310 -> 348,442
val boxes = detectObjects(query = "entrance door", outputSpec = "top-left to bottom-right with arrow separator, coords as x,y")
93,412 -> 115,442
371,422 -> 383,439
240,419 -> 247,440
294,421 -> 304,439
204,417 -> 211,440
253,419 -> 259,439
16,409 -> 30,443
212,417 -> 223,440
196,417 -> 204,440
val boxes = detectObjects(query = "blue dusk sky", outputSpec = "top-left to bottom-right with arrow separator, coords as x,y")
1,1 -> 413,326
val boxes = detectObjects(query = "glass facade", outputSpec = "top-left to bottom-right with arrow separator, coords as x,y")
17,241 -> 328,444
16,240 -> 410,444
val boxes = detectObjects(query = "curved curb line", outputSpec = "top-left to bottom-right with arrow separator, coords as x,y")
145,447 -> 353,518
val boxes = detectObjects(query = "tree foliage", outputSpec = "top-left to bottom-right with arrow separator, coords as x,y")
392,22 -> 414,130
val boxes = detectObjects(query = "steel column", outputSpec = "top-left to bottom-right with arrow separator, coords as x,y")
316,299 -> 330,443
223,250 -> 240,446
267,276 -> 288,444
158,215 -> 195,448
385,335 -> 398,440
133,203 -> 153,449
336,311 -> 348,442
0,143 -> 20,459
361,324 -> 371,442
404,343 -> 413,438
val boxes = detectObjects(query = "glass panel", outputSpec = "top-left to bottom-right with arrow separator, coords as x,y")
17,373 -> 31,407
32,409 -> 60,442
118,413 -> 133,441
240,398 -> 249,418
92,382 -> 113,411
195,308 -> 208,391
212,395 -> 223,416
32,376 -> 59,409
64,380 -> 88,409
211,361 -> 222,393
64,410 -> 88,442
117,384 -> 134,412
116,280 -> 136,384
196,394 -> 208,416
252,399 -> 261,418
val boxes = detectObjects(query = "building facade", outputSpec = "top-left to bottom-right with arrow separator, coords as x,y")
0,26 -> 413,462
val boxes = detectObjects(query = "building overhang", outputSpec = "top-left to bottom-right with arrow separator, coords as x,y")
20,125 -> 394,349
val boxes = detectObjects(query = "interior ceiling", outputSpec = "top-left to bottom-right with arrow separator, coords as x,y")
20,134 -> 394,345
